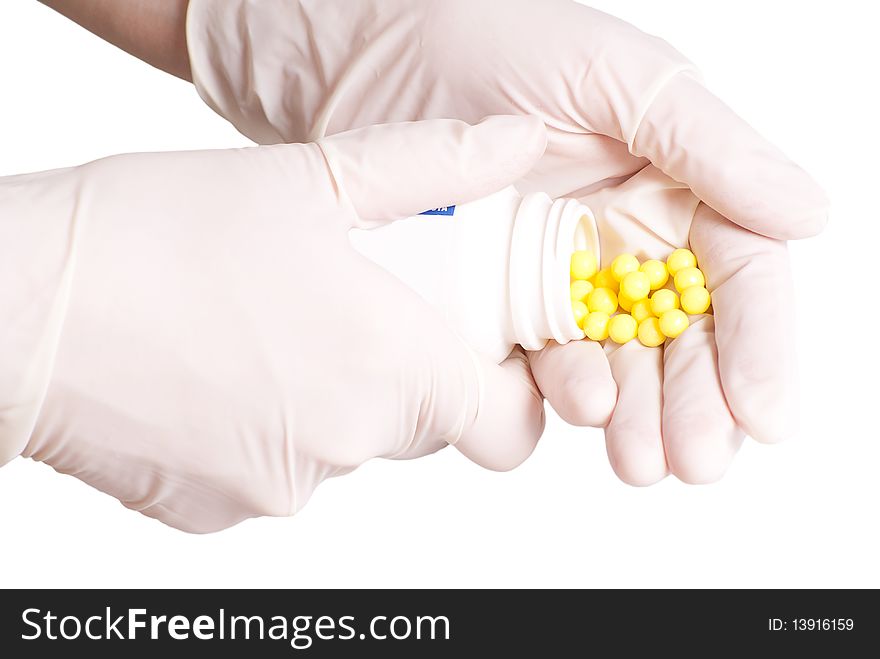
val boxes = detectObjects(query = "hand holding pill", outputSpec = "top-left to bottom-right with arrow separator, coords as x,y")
179,0 -> 827,487
40,0 -> 829,491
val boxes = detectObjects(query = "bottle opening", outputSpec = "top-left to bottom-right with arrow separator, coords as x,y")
552,200 -> 600,339
573,212 -> 601,255
509,194 -> 600,351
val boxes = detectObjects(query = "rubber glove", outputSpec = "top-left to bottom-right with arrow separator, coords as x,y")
0,116 -> 548,532
574,165 -> 790,484
185,0 -> 828,484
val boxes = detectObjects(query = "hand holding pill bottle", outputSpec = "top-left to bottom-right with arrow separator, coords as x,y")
36,0 -> 829,488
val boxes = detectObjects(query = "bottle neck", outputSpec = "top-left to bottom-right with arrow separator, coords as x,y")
508,193 -> 600,350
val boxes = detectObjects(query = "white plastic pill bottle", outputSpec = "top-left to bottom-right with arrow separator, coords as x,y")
349,186 -> 600,363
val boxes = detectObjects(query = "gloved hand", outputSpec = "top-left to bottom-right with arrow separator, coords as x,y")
573,165 -> 787,484
184,0 -> 828,484
0,116 -> 548,532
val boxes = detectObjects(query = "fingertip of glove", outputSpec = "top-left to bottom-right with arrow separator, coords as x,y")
758,176 -> 829,241
553,375 -> 617,428
665,430 -> 740,485
453,372 -> 546,473
607,439 -> 669,487
734,400 -> 795,446
747,422 -> 793,446
791,199 -> 830,239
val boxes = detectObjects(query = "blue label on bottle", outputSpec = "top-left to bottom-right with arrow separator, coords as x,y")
419,206 -> 456,216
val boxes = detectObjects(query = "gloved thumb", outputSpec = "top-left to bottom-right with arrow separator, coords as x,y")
315,115 -> 548,228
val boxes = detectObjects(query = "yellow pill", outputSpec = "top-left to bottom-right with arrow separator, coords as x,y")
638,317 -> 666,347
570,250 -> 598,280
659,309 -> 689,339
583,311 -> 610,341
680,286 -> 711,315
620,271 -> 651,302
673,266 -> 705,293
639,259 -> 669,290
587,287 -> 618,315
571,300 -> 588,328
617,291 -> 633,312
570,279 -> 594,303
666,248 -> 697,276
650,288 -> 679,316
608,313 -> 638,344
611,254 -> 640,282
592,267 -> 619,293
631,298 -> 655,324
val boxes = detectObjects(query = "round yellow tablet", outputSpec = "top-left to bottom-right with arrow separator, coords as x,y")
583,311 -> 611,341
631,298 -> 655,324
673,267 -> 705,293
666,248 -> 697,276
570,279 -> 594,303
620,271 -> 651,301
639,259 -> 669,290
592,267 -> 619,293
611,254 -> 640,282
570,250 -> 598,280
638,317 -> 665,347
650,288 -> 679,316
587,287 -> 618,315
617,291 -> 634,312
659,309 -> 689,339
608,313 -> 638,344
680,286 -> 711,315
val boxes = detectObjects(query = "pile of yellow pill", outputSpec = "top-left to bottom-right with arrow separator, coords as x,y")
569,248 -> 712,347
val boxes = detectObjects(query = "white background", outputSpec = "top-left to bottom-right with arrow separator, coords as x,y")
1,0 -> 877,588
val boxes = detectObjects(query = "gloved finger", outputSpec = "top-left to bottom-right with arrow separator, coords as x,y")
315,115 -> 547,228
661,316 -> 744,484
452,347 -> 546,472
560,8 -> 826,240
527,340 -> 616,428
630,73 -> 828,240
603,342 -> 668,486
689,203 -> 796,444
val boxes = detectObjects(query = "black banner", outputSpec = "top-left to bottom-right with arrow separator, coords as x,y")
0,589 -> 874,656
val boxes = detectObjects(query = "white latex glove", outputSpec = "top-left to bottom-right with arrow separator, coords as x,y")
0,116 -> 548,532
186,0 -> 828,484
575,165 -> 792,484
